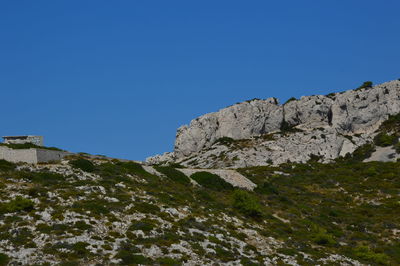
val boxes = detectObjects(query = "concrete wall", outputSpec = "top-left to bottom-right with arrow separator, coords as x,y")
0,146 -> 38,164
36,149 -> 71,163
0,146 -> 71,164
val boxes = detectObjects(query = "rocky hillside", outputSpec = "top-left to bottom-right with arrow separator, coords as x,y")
1,80 -> 399,265
0,154 -> 399,265
147,80 -> 400,168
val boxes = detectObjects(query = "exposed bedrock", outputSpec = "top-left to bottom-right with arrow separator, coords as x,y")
147,80 -> 400,167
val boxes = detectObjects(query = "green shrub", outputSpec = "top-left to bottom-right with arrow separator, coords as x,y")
156,257 -> 181,265
190,172 -> 233,191
374,133 -> 397,147
355,81 -> 373,91
0,253 -> 9,266
232,190 -> 263,219
21,171 -> 65,186
395,142 -> 400,153
345,143 -> 376,162
74,221 -> 92,231
353,245 -> 390,265
116,161 -> 149,176
69,158 -> 96,172
0,143 -> 63,151
280,119 -> 302,133
97,161 -> 155,180
0,159 -> 16,171
129,221 -> 155,232
0,196 -> 34,214
117,252 -> 150,265
255,182 -> 279,195
131,202 -> 160,214
154,166 -> 190,184
116,242 -> 151,265
72,242 -> 90,257
72,200 -> 110,215
215,137 -> 235,146
284,97 -> 297,105
311,227 -> 336,246
166,162 -> 185,168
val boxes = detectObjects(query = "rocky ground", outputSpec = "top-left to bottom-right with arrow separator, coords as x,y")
0,153 -> 399,265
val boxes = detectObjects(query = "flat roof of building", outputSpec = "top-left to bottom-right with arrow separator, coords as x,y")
2,136 -> 42,139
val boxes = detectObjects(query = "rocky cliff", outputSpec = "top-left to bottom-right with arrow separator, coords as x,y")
147,80 -> 400,167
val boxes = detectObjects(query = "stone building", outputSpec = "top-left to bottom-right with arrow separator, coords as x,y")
0,136 -> 71,164
2,135 -> 43,146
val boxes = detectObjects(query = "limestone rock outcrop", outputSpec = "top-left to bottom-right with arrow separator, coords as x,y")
174,97 -> 283,157
147,80 -> 400,168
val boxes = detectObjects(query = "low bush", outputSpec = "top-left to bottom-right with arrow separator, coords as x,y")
129,220 -> 155,232
190,172 -> 233,191
344,143 -> 376,162
154,166 -> 190,184
280,120 -> 302,133
374,133 -> 397,147
72,200 -> 110,215
284,97 -> 297,105
355,81 -> 373,91
232,190 -> 263,219
131,202 -> 160,214
97,161 -> 155,180
395,142 -> 400,153
0,253 -> 9,266
0,143 -> 63,151
72,242 -> 90,257
0,159 -> 16,171
0,196 -> 34,214
20,171 -> 65,186
311,227 -> 336,246
116,252 -> 151,265
156,257 -> 181,265
69,158 -> 96,172
255,182 -> 279,195
115,241 -> 146,265
74,221 -> 92,231
215,137 -> 235,146
117,161 -> 149,176
353,245 -> 389,265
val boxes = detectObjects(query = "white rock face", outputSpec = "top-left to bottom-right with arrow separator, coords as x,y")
147,80 -> 400,167
174,97 -> 283,157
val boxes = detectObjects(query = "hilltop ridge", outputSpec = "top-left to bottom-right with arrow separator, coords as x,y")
147,80 -> 400,168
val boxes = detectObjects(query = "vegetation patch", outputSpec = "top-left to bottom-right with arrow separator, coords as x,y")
374,132 -> 397,147
214,137 -> 235,146
154,166 -> 190,184
0,160 -> 16,172
190,172 -> 234,191
0,196 -> 34,214
232,190 -> 263,219
0,143 -> 63,151
355,81 -> 373,91
129,220 -> 156,232
353,245 -> 390,265
69,158 -> 96,172
284,97 -> 297,105
0,253 -> 9,266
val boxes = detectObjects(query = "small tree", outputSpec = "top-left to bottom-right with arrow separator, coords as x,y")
356,81 -> 373,91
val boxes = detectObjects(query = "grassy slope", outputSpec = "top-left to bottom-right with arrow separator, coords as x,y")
0,141 -> 399,265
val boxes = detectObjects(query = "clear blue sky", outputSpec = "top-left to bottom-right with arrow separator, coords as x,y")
1,1 -> 399,160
